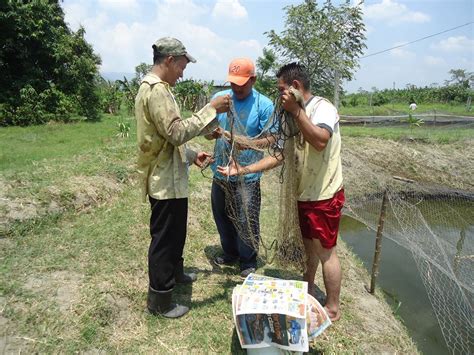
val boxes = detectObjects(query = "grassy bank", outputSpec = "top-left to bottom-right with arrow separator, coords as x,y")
7,114 -> 468,353
341,124 -> 474,144
339,102 -> 474,116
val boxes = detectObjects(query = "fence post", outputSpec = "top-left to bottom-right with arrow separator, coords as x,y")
434,109 -> 437,126
369,189 -> 389,294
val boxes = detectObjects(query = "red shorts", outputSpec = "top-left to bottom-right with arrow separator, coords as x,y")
297,189 -> 345,249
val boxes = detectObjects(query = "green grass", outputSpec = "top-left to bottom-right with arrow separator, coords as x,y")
339,103 -> 474,116
0,115 -> 419,353
0,114 -> 135,171
341,124 -> 474,144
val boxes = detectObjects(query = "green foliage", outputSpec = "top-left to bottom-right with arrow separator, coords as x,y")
116,120 -> 131,138
372,92 -> 390,106
116,63 -> 152,114
255,48 -> 278,99
116,76 -> 138,114
1,83 -> 76,126
348,95 -> 359,107
0,1 -> 101,126
97,78 -> 122,115
444,69 -> 473,88
134,63 -> 152,83
118,63 -> 212,114
174,79 -> 213,112
405,113 -> 424,133
265,0 -> 366,98
343,71 -> 474,109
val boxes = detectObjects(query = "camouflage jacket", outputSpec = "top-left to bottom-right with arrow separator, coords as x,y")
135,73 -> 217,201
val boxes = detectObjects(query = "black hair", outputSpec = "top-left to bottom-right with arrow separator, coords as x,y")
276,62 -> 310,90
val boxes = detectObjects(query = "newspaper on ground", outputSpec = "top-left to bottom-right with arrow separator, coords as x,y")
232,273 -> 331,352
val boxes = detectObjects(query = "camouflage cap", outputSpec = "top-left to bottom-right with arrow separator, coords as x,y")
152,37 -> 196,63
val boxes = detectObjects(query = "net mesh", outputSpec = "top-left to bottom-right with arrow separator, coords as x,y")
203,96 -> 473,354
345,173 -> 473,354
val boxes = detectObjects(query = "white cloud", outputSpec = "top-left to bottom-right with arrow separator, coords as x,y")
155,0 -> 209,23
212,0 -> 248,20
424,56 -> 445,66
63,2 -> 91,30
236,40 -> 261,51
98,0 -> 139,13
431,36 -> 474,53
362,0 -> 430,25
390,42 -> 415,58
60,0 -> 262,79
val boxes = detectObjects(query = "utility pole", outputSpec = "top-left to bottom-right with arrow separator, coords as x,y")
334,69 -> 340,109
392,81 -> 395,109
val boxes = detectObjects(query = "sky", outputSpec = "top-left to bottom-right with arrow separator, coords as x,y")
61,0 -> 474,93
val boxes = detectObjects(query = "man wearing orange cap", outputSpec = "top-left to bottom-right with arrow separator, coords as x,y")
217,63 -> 345,321
209,58 -> 274,278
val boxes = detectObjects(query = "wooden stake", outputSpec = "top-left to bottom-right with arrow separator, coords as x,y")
369,189 -> 389,294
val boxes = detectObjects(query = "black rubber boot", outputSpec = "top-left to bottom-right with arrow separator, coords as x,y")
147,287 -> 189,318
175,260 -> 197,284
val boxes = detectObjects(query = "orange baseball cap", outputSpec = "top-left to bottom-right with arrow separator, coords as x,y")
226,58 -> 256,86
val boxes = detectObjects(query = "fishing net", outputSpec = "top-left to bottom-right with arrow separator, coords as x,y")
342,151 -> 473,354
202,93 -> 473,354
204,90 -> 308,270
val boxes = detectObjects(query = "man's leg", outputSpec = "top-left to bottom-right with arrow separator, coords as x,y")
298,190 -> 344,321
234,180 -> 260,274
211,180 -> 239,262
148,197 -> 187,291
148,197 -> 189,318
302,237 -> 320,297
314,240 -> 342,322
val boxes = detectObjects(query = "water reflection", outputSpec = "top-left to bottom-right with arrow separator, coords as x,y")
340,216 -> 453,354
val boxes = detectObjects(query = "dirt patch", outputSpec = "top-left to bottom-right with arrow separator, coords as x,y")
1,175 -> 122,234
0,179 -> 39,234
343,137 -> 473,190
104,293 -> 133,327
47,175 -> 122,211
0,335 -> 31,354
0,297 -> 7,328
24,271 -> 83,313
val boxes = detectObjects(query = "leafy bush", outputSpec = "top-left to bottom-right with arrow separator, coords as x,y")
348,95 -> 359,107
173,79 -> 213,112
0,84 -> 76,126
0,1 -> 101,126
343,83 -> 473,108
372,92 -> 389,106
97,78 -> 122,115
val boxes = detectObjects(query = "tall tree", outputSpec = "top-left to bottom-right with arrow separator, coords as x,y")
265,0 -> 366,98
0,1 -> 101,125
445,69 -> 473,88
255,47 -> 278,99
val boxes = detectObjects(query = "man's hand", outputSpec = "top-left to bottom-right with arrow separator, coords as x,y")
217,159 -> 246,177
221,131 -> 249,150
194,152 -> 214,168
210,94 -> 231,113
208,127 -> 224,139
281,88 -> 302,117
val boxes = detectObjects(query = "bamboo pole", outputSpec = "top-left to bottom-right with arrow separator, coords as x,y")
369,189 -> 389,294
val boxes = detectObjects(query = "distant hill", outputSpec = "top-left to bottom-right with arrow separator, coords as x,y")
101,72 -> 134,82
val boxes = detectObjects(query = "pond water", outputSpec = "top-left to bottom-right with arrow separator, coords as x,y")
340,201 -> 473,355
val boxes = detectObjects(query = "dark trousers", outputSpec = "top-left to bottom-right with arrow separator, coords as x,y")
148,197 -> 187,291
211,179 -> 261,270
